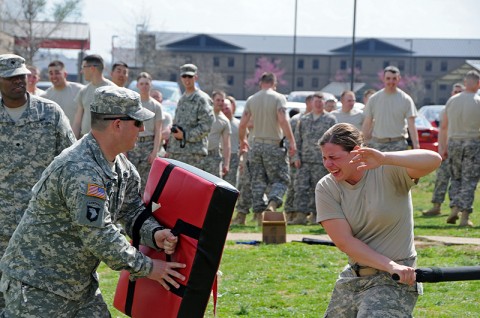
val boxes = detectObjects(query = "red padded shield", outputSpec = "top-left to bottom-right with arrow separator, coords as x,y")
114,158 -> 238,318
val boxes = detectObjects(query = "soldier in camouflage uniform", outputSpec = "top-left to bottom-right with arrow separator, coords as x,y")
439,71 -> 480,227
316,123 -> 441,318
0,86 -> 186,317
167,64 -> 214,171
0,54 -> 76,313
238,72 -> 296,224
202,90 -> 231,177
291,92 -> 336,225
284,95 -> 313,222
362,66 -> 419,152
422,83 -> 464,217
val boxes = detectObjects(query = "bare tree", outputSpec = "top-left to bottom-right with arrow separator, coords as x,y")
1,0 -> 82,64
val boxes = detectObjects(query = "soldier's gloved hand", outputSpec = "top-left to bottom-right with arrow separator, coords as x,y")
154,229 -> 178,254
148,259 -> 186,290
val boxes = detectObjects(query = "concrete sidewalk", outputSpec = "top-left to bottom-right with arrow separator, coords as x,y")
227,232 -> 480,246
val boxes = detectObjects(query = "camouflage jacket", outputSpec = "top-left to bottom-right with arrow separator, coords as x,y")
0,94 -> 76,238
168,89 -> 214,156
0,133 -> 163,300
293,112 -> 337,163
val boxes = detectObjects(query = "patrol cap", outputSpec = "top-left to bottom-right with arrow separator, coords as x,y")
0,54 -> 31,78
90,86 -> 154,121
180,63 -> 197,76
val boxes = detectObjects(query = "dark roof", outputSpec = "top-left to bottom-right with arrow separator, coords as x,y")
153,32 -> 480,58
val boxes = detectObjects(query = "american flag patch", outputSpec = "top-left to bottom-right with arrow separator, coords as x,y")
86,184 -> 106,200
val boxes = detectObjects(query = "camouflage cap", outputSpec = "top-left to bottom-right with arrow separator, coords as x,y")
180,63 -> 197,76
90,86 -> 154,121
0,54 -> 31,78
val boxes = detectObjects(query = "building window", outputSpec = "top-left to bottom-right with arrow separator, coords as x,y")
312,59 -> 319,70
169,73 -> 177,82
213,57 -> 220,67
355,60 -> 362,70
296,77 -> 304,88
425,82 -> 431,90
383,61 -> 390,68
425,60 -> 432,72
398,61 -> 405,72
311,77 -> 319,88
227,75 -> 234,86
440,61 -> 448,72
228,57 -> 235,67
439,84 -> 447,91
340,60 -> 347,70
297,59 -> 304,69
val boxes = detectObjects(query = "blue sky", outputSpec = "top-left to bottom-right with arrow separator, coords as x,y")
80,0 -> 479,59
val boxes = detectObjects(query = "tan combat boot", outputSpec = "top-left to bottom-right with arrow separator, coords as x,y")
446,206 -> 459,224
231,212 -> 246,226
288,212 -> 308,225
251,212 -> 263,226
265,201 -> 278,212
422,203 -> 441,216
285,212 -> 296,222
307,213 -> 317,225
459,211 -> 474,227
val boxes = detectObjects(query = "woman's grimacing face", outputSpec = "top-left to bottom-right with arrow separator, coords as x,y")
321,143 -> 362,184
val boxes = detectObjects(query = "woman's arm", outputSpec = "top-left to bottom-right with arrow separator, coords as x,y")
350,148 -> 441,179
322,218 -> 416,285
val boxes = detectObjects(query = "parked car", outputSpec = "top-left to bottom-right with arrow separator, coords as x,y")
286,90 -> 335,103
418,105 -> 445,127
128,80 -> 182,118
233,100 -> 246,119
407,113 -> 439,152
37,81 -> 53,91
128,80 -> 182,104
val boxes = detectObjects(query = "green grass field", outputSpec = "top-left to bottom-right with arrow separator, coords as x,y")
99,172 -> 480,317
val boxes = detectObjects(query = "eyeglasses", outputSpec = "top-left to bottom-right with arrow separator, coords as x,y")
181,75 -> 193,78
103,117 -> 143,127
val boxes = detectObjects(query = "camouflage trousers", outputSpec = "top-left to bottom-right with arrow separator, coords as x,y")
202,150 -> 221,177
294,162 -> 329,214
325,263 -> 420,317
283,164 -> 297,213
367,139 -> 408,152
447,139 -> 480,213
224,153 -> 239,188
0,275 -> 110,318
431,159 -> 451,204
235,158 -> 254,214
249,142 -> 289,213
0,235 -> 9,312
127,139 -> 155,193
168,153 -> 207,171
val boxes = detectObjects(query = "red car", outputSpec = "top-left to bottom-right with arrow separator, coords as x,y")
408,114 -> 439,152
418,105 -> 445,128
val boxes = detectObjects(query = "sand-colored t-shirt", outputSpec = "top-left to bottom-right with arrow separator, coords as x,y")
315,165 -> 416,262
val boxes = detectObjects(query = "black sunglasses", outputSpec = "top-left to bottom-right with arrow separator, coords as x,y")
181,74 -> 193,78
103,117 -> 143,127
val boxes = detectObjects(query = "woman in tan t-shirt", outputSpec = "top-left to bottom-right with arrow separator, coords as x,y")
315,123 -> 441,317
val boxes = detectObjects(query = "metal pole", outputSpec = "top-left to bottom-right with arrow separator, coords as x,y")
350,0 -> 357,91
292,0 -> 298,92
111,35 -> 118,65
